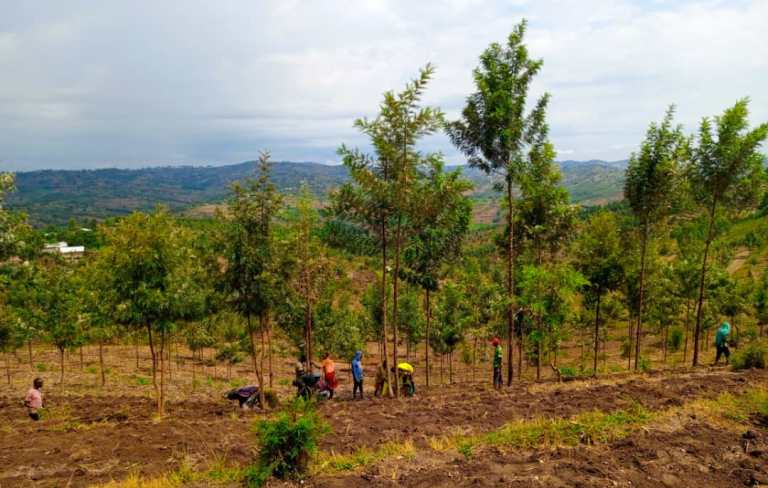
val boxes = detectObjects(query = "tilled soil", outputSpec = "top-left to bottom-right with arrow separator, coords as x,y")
0,368 -> 766,487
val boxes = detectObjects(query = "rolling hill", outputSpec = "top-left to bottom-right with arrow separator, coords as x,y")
7,160 -> 626,225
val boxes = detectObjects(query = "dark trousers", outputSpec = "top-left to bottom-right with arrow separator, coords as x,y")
715,343 -> 730,364
353,379 -> 363,399
493,366 -> 503,389
29,412 -> 40,421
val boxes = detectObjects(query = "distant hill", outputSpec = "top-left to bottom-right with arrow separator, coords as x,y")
7,160 -> 626,225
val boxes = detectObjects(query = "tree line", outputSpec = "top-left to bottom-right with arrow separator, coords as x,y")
1,20 -> 767,413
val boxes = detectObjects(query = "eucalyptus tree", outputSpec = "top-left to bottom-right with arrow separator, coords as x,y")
689,99 -> 768,365
434,282 -> 468,384
400,163 -> 472,387
218,152 -> 284,403
98,209 -> 207,414
755,272 -> 768,338
573,211 -> 624,375
624,107 -> 688,369
290,183 -> 330,372
517,263 -> 586,379
334,65 -> 444,396
448,20 -> 551,385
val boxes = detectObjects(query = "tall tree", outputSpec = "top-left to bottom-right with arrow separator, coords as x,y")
573,211 -> 624,375
448,20 -> 550,385
623,106 -> 688,369
218,152 -> 284,404
98,209 -> 206,414
689,99 -> 768,366
335,65 -> 444,396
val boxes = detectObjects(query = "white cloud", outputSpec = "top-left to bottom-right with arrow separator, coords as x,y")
0,0 -> 766,170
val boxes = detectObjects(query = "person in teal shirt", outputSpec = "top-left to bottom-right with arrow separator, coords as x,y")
492,337 -> 503,390
714,321 -> 731,365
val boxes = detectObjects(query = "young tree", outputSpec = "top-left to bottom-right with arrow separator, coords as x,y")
98,209 -> 206,414
218,152 -> 284,406
335,65 -> 444,396
448,20 -> 551,385
400,163 -> 472,387
573,211 -> 624,375
624,106 -> 688,369
290,183 -> 330,372
689,99 -> 768,366
434,283 -> 468,384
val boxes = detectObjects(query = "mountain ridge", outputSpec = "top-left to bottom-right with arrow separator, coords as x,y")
7,160 -> 626,225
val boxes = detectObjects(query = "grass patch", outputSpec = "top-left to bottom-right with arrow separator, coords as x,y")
317,440 -> 416,473
130,374 -> 150,386
35,362 -> 47,372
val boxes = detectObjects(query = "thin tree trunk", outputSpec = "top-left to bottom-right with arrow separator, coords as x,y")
147,325 -> 158,406
135,335 -> 140,371
28,340 -> 33,370
59,348 -> 65,384
5,354 -> 10,385
247,314 -> 266,409
305,302 -> 313,372
683,299 -> 691,363
449,350 -> 453,384
663,324 -> 668,363
536,314 -> 542,381
506,180 -> 515,385
425,289 -> 431,388
158,330 -> 166,415
380,222 -> 393,397
593,291 -> 601,376
392,216 -> 403,398
472,335 -> 478,383
99,341 -> 106,386
693,201 -> 717,367
79,346 -> 84,371
627,317 -> 634,370
267,316 -> 273,389
634,225 -> 649,370
440,353 -> 444,386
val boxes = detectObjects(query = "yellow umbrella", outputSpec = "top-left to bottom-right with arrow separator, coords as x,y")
397,362 -> 414,373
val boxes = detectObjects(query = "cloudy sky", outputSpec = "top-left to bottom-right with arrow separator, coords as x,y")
1,0 -> 766,171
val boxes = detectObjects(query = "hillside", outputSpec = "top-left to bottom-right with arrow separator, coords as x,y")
7,160 -> 626,225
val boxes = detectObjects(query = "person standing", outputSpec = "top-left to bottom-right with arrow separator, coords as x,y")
24,377 -> 44,421
492,337 -> 503,390
351,351 -> 364,400
320,353 -> 338,399
714,321 -> 731,365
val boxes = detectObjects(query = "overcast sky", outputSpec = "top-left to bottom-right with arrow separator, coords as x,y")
1,0 -> 766,171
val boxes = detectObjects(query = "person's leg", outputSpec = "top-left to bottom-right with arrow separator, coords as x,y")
715,344 -> 723,364
723,345 -> 730,364
29,411 -> 40,421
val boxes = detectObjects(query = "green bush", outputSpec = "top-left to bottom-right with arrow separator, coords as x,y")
245,398 -> 329,487
619,340 -> 631,359
731,341 -> 767,370
558,366 -> 578,379
667,328 -> 684,352
638,357 -> 651,373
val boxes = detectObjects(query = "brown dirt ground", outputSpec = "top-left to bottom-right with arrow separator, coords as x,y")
1,361 -> 766,487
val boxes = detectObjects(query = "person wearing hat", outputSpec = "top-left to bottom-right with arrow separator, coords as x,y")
492,337 -> 503,390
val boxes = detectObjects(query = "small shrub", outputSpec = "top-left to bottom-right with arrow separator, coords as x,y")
731,341 -> 767,370
457,442 -> 473,459
638,357 -> 651,372
86,366 -> 98,374
263,390 -> 280,409
558,366 -> 578,379
35,363 -> 47,372
132,375 -> 150,386
245,398 -> 329,487
619,340 -> 631,359
667,328 -> 684,352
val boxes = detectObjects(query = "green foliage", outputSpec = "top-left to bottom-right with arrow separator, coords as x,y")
731,341 -> 767,370
667,327 -> 684,352
246,398 -> 329,486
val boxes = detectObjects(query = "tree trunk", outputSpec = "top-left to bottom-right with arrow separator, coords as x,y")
79,346 -> 84,371
693,200 -> 717,367
267,315 -> 273,389
5,354 -> 10,385
663,324 -> 668,363
506,180 -> 515,385
28,340 -> 33,370
449,350 -> 453,384
392,216 -> 403,398
425,289 -> 431,388
634,224 -> 649,370
472,335 -> 478,383
518,324 -> 523,380
380,221 -> 393,397
59,347 -> 65,384
159,330 -> 166,415
593,291 -> 602,376
147,325 -> 158,407
440,353 -> 444,386
248,314 -> 266,410
99,341 -> 106,386
536,314 -> 542,381
135,335 -> 140,371
627,317 -> 634,370
305,302 -> 313,372
683,299 -> 691,363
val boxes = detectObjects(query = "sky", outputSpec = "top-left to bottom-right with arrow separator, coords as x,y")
1,0 -> 766,171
